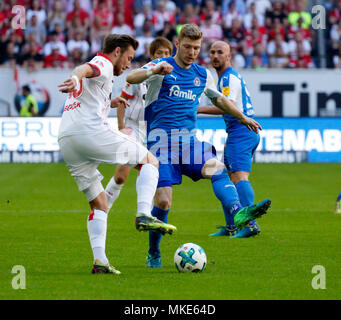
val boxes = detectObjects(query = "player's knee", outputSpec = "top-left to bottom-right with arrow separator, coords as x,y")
230,171 -> 249,185
146,151 -> 159,169
114,175 -> 126,185
89,191 -> 108,213
202,158 -> 226,178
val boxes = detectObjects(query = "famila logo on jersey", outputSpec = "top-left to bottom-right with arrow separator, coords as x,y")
169,85 -> 197,101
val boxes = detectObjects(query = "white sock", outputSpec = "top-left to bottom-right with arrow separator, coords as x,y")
136,164 -> 159,217
87,209 -> 108,264
105,177 -> 124,212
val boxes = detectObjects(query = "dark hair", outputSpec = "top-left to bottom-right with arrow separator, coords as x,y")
102,34 -> 139,54
149,37 -> 173,57
22,85 -> 31,93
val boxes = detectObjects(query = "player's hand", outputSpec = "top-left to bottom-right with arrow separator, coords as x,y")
58,78 -> 77,93
152,61 -> 173,76
111,97 -> 130,109
120,127 -> 133,135
238,116 -> 262,134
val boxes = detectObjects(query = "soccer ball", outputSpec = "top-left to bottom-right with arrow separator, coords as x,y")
174,243 -> 207,273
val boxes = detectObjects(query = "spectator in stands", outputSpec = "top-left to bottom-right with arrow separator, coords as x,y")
224,17 -> 245,49
68,48 -> 83,68
330,18 -> 341,51
178,3 -> 200,26
288,1 -> 312,30
230,42 -> 245,69
244,2 -> 264,29
223,1 -> 242,29
135,20 -> 154,61
67,30 -> 89,60
26,0 -> 47,27
156,20 -> 177,43
47,0 -> 66,33
20,40 -> 44,72
222,0 -> 246,17
265,0 -> 287,27
134,4 -> 153,34
94,0 -> 113,29
111,12 -> 133,36
66,0 -> 90,30
68,15 -> 88,37
25,14 -> 46,45
267,18 -> 286,41
267,33 -> 289,68
43,31 -> 67,57
333,43 -> 341,68
245,42 -> 269,68
2,41 -> 20,67
51,23 -> 66,43
20,85 -> 38,117
201,15 -> 223,43
289,45 -> 314,69
151,0 -> 176,34
288,30 -> 311,57
200,0 -> 221,25
89,15 -> 109,56
288,16 -> 311,41
250,0 -> 272,17
113,0 -> 134,29
43,46 -> 68,68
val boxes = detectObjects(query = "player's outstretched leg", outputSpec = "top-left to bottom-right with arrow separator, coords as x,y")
208,164 -> 271,235
135,157 -> 176,235
146,205 -> 169,268
231,180 -> 261,238
105,176 -> 123,212
233,198 -> 271,230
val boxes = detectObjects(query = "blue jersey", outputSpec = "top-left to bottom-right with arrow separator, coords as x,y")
142,56 -> 220,138
217,66 -> 255,133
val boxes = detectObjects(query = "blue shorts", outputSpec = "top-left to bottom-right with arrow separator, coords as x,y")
147,135 -> 217,188
224,126 -> 260,173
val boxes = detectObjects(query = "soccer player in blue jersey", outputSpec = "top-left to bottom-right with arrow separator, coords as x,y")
198,40 -> 261,238
126,24 -> 271,268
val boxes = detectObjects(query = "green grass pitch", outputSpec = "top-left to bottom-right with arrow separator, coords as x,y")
0,163 -> 340,300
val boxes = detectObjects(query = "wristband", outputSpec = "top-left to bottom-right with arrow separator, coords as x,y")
146,69 -> 153,77
71,75 -> 80,88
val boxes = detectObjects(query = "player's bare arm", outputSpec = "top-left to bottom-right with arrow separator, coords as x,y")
111,96 -> 130,110
197,105 -> 225,115
115,94 -> 129,131
210,95 -> 262,134
58,64 -> 97,93
126,61 -> 173,84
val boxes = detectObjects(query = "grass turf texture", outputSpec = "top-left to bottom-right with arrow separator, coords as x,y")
0,163 -> 340,300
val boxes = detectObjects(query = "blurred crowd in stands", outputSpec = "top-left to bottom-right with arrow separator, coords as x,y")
0,0 -> 340,71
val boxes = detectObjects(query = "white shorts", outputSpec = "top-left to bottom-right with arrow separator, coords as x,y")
58,123 -> 148,193
124,119 -> 146,146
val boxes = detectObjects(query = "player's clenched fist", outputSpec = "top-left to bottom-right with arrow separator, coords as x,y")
152,61 -> 173,75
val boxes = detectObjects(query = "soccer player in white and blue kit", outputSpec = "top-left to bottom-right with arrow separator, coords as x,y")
126,24 -> 271,268
198,40 -> 261,238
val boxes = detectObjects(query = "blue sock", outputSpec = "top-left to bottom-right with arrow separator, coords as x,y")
235,180 -> 255,207
148,206 -> 169,255
211,169 -> 241,224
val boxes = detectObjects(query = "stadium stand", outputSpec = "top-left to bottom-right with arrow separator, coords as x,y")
0,0 -> 339,70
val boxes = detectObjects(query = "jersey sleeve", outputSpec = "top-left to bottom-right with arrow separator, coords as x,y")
227,74 -> 241,103
141,59 -> 165,84
121,82 -> 135,100
204,69 -> 224,99
86,56 -> 111,82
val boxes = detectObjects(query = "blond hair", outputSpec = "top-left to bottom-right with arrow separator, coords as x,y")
178,24 -> 202,42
